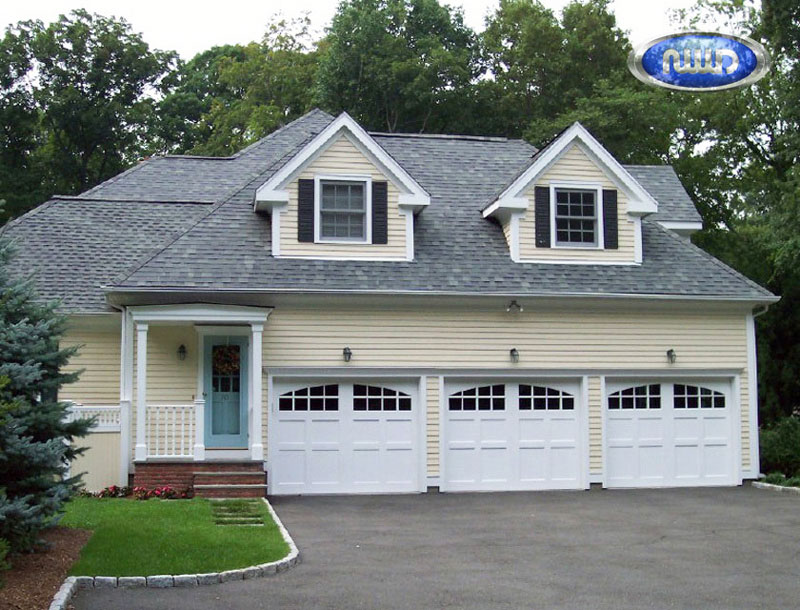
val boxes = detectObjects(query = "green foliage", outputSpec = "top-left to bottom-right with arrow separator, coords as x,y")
760,417 -> 800,478
316,0 -> 479,133
0,10 -> 177,222
0,537 -> 8,586
0,239 -> 91,552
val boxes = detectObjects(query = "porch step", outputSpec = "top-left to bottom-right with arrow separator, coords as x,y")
194,484 -> 267,499
193,471 -> 266,486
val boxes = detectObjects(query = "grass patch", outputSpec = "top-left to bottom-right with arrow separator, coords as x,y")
61,497 -> 289,576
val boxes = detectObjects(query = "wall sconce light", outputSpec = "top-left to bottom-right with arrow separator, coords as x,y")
510,348 -> 520,363
343,346 -> 352,362
506,300 -> 524,313
666,349 -> 677,364
177,344 -> 187,361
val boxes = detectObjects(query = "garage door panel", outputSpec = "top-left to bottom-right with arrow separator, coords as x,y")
606,380 -> 736,488
271,379 -> 421,495
443,380 -> 584,492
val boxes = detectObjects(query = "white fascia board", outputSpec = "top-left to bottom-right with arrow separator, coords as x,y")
254,112 -> 430,212
657,220 -> 704,236
129,303 -> 272,324
491,122 -> 659,216
482,197 -> 527,219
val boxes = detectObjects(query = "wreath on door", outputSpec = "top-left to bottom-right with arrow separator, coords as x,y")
212,345 -> 240,375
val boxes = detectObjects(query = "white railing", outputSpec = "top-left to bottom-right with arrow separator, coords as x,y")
145,404 -> 195,458
65,403 -> 121,432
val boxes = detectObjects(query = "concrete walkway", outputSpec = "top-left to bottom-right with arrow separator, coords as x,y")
73,486 -> 800,609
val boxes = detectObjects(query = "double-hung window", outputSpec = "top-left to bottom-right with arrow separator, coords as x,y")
319,180 -> 368,242
554,188 -> 598,247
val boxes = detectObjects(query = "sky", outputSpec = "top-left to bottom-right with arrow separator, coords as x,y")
2,1 -> 700,59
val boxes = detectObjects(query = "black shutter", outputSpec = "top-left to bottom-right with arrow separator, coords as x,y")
602,189 -> 618,250
297,179 -> 315,242
372,181 -> 388,244
534,186 -> 551,248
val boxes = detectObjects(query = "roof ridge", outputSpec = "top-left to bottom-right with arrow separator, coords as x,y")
624,164 -> 674,168
108,132 -> 319,289
644,220 -> 776,299
370,131 -> 512,142
233,108 -> 334,159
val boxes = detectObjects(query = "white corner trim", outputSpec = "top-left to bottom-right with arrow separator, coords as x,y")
403,209 -> 415,261
255,112 -> 430,211
746,313 -> 760,478
657,219 -> 704,237
129,304 -> 272,324
488,122 -> 659,216
271,204 -> 285,257
634,216 -> 643,264
482,197 -> 527,219
510,214 -> 521,262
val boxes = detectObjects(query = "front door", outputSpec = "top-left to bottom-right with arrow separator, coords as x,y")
204,336 -> 248,448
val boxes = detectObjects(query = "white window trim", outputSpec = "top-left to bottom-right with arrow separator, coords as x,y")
313,174 -> 373,244
549,181 -> 605,250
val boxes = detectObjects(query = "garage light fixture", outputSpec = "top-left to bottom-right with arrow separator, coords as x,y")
343,346 -> 352,362
510,348 -> 520,363
506,300 -> 523,313
177,344 -> 187,361
666,349 -> 677,364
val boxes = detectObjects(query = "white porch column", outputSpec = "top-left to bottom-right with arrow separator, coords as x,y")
250,323 -> 264,461
118,308 -> 134,484
194,332 -> 205,461
134,323 -> 149,461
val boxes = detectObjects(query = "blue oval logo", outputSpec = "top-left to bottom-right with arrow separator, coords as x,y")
628,32 -> 770,91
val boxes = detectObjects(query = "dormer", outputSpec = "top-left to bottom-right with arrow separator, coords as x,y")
255,113 -> 429,261
483,123 -> 658,265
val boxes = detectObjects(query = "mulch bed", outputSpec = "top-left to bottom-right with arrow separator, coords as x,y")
0,527 -> 91,610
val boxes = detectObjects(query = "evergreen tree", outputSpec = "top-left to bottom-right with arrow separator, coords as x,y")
0,235 -> 91,552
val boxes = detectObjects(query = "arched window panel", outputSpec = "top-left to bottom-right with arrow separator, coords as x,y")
608,384 -> 661,410
353,385 -> 411,411
448,385 -> 505,411
279,384 -> 339,411
519,385 -> 575,410
674,384 -> 725,409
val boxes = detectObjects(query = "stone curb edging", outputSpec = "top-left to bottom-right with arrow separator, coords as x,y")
752,481 -> 800,495
48,498 -> 300,610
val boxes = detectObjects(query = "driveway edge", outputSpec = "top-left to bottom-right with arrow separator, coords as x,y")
49,498 -> 300,610
752,481 -> 800,495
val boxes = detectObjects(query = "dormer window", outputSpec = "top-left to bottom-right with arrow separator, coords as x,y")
554,188 -> 600,247
315,176 -> 372,243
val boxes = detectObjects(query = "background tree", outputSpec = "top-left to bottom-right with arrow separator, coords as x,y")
0,10 -> 177,222
0,236 -> 91,553
315,0 -> 479,133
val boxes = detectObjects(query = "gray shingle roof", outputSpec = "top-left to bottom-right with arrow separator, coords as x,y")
2,109 -> 774,312
624,165 -> 703,223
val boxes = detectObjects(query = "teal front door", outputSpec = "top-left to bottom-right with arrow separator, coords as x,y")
204,336 -> 248,448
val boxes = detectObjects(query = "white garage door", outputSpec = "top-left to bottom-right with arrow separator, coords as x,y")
270,379 -> 422,495
442,380 -> 585,492
605,380 -> 737,488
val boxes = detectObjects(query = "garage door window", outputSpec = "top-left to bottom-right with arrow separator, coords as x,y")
353,384 -> 412,411
449,385 -> 505,411
279,384 -> 339,411
519,385 -> 574,410
673,384 -> 725,409
608,384 -> 661,410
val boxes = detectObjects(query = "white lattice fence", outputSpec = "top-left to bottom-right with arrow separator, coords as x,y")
65,404 -> 121,432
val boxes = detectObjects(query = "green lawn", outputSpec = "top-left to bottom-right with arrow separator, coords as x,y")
61,498 -> 289,576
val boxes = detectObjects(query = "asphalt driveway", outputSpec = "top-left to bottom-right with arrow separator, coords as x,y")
73,486 -> 800,609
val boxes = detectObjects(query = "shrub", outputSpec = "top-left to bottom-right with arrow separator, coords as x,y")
0,239 -> 91,553
760,416 -> 800,477
764,472 -> 787,485
96,485 -> 131,498
0,538 -> 9,586
786,476 -> 800,488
